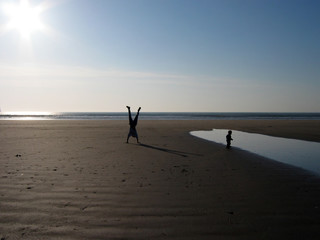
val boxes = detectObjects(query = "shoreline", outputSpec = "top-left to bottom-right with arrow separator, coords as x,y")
1,120 -> 320,239
2,119 -> 319,139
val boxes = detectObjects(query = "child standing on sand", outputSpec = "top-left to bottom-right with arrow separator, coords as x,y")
226,130 -> 233,149
126,106 -> 141,143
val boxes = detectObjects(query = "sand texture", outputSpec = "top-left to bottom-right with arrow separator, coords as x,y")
1,120 -> 320,239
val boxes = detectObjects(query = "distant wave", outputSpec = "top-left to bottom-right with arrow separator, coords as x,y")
1,112 -> 320,120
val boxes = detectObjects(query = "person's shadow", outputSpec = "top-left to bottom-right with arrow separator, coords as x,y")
139,143 -> 202,158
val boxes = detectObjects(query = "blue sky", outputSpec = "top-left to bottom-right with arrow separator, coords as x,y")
0,0 -> 319,112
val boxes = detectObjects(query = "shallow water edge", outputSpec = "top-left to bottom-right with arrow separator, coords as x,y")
191,129 -> 320,176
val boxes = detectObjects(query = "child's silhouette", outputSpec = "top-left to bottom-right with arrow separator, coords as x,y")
226,130 -> 233,149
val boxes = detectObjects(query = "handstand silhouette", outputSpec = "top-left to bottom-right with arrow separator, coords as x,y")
126,106 -> 141,143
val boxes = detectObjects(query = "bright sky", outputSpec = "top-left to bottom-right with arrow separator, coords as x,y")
0,0 -> 319,112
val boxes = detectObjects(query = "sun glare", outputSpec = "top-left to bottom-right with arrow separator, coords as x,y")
3,0 -> 46,39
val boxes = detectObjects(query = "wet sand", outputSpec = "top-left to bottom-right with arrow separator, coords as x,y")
1,120 -> 320,239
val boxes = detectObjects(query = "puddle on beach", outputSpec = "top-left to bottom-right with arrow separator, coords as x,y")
190,129 -> 320,176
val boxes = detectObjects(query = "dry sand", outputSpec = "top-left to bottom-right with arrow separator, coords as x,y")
0,120 -> 320,239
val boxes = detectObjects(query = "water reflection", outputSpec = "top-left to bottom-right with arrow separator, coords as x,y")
190,129 -> 320,176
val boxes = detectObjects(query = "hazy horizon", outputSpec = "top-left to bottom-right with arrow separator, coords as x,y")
1,112 -> 320,121
1,0 -> 319,113
1,110 -> 320,114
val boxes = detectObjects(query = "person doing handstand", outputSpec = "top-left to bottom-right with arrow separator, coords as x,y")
126,106 -> 141,143
226,130 -> 233,149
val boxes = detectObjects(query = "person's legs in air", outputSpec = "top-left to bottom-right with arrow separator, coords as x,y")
133,107 -> 141,126
127,106 -> 133,126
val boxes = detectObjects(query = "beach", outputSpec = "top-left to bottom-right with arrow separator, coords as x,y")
1,120 -> 320,239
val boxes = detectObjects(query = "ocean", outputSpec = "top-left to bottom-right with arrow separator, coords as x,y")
0,112 -> 320,120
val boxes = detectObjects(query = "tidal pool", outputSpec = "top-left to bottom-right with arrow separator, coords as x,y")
190,129 -> 320,176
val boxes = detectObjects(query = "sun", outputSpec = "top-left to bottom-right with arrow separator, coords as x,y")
3,0 -> 46,39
